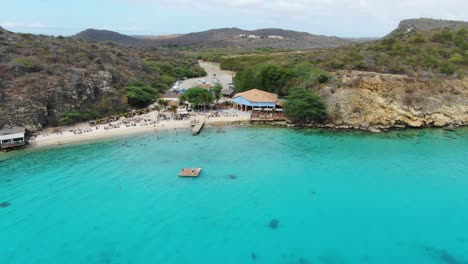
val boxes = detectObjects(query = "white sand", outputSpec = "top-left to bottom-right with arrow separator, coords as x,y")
28,109 -> 250,149
28,61 -> 246,150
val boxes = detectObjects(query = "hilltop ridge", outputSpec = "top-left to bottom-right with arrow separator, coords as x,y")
389,18 -> 468,36
72,27 -> 350,50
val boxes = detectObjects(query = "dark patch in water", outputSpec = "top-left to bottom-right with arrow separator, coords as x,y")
0,201 -> 11,208
228,174 -> 237,180
317,253 -> 346,264
268,219 -> 279,229
251,252 -> 257,261
456,237 -> 466,244
425,246 -> 465,264
299,257 -> 311,264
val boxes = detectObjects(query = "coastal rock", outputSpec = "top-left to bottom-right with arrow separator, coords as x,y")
322,71 -> 468,131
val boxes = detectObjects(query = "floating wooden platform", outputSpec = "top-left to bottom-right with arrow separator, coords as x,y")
192,120 -> 205,135
179,168 -> 202,177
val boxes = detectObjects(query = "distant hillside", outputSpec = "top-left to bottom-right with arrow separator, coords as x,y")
72,28 -> 154,47
153,27 -> 350,50
389,18 -> 468,36
220,20 -> 468,76
73,27 -> 349,51
133,34 -> 183,40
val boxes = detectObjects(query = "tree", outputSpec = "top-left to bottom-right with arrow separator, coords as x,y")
234,67 -> 257,93
211,84 -> 223,102
124,80 -> 159,107
157,99 -> 170,111
257,64 -> 291,95
283,86 -> 327,124
170,104 -> 178,114
178,94 -> 188,106
184,88 -> 214,112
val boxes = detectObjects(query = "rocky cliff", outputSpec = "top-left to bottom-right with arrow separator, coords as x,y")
0,29 -> 204,130
320,71 -> 468,131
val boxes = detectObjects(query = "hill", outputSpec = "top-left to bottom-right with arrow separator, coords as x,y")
389,18 -> 468,36
152,27 -> 350,51
72,28 -> 154,47
220,21 -> 468,76
0,29 -> 205,130
72,27 -> 350,51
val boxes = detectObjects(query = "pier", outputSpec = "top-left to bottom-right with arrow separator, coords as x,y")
192,119 -> 205,135
179,168 -> 202,177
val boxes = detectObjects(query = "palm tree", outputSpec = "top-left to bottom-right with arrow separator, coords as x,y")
157,99 -> 170,111
170,105 -> 178,114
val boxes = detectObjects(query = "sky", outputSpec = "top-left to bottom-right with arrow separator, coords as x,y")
1,0 -> 467,38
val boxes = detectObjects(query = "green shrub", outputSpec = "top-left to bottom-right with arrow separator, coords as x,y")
440,64 -> 456,75
10,57 -> 42,72
124,80 -> 159,107
432,30 -> 454,44
58,111 -> 99,125
284,86 -> 327,124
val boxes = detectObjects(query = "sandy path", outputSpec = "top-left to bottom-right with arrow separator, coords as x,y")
178,61 -> 234,90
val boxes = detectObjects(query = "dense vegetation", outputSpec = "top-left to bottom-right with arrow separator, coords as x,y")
58,111 -> 100,125
233,63 -> 330,96
144,60 -> 206,90
184,88 -> 214,110
284,87 -> 327,124
220,27 -> 468,77
124,80 -> 160,107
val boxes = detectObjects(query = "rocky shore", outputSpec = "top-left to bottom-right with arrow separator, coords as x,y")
318,71 -> 468,132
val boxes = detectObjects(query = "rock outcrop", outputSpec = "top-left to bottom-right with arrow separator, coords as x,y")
319,71 -> 468,131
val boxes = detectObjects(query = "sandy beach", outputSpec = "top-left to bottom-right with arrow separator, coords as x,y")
24,60 -> 248,150
28,109 -> 250,149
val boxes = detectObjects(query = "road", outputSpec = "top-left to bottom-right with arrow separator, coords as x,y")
178,61 -> 235,90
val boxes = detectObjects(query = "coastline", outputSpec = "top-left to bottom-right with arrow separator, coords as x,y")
24,110 -> 251,150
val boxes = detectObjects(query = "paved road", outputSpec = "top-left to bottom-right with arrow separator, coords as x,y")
178,61 -> 235,90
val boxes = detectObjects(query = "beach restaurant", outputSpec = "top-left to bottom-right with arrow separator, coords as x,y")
232,89 -> 282,112
0,127 -> 26,150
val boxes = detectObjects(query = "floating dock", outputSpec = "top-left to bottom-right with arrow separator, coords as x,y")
179,168 -> 202,177
192,119 -> 205,135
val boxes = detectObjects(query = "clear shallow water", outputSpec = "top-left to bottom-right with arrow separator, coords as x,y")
1,127 -> 467,264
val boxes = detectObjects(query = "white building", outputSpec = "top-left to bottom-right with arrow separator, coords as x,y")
268,35 -> 284,39
0,127 -> 26,150
248,35 -> 262,39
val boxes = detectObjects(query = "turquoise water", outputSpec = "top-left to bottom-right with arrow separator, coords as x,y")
1,127 -> 468,264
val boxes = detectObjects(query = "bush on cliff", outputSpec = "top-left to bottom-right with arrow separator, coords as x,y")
124,80 -> 159,107
58,111 -> 99,125
284,86 -> 327,124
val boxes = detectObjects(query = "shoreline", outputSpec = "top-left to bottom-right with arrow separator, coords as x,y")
2,120 -> 464,155
24,110 -> 251,150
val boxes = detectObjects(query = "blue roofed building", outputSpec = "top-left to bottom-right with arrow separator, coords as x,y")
232,89 -> 280,111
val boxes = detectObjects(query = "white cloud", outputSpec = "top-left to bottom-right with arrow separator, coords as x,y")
1,21 -> 52,29
90,25 -> 146,33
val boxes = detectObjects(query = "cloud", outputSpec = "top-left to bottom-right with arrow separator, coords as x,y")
1,21 -> 52,29
90,25 -> 147,33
